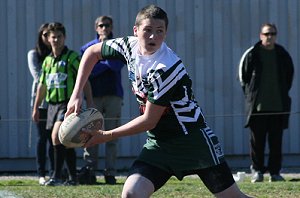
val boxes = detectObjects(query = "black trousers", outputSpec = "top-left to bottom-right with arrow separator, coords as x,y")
36,108 -> 54,177
248,112 -> 284,175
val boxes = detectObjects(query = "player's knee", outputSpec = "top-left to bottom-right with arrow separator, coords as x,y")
121,189 -> 131,198
122,188 -> 151,198
122,180 -> 152,198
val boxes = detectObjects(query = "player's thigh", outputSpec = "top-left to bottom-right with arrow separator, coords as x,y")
127,160 -> 171,192
122,174 -> 154,198
196,162 -> 235,194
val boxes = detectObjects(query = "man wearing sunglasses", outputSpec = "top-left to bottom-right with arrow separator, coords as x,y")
78,16 -> 124,185
238,23 -> 294,183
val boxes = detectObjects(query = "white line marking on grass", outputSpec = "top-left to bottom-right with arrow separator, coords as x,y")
0,190 -> 22,198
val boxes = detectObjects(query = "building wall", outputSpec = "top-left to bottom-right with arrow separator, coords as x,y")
0,0 -> 299,171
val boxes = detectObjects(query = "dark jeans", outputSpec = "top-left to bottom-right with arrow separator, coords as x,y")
36,108 -> 54,177
249,112 -> 284,175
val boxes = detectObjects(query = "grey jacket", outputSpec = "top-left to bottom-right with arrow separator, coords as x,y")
27,49 -> 47,109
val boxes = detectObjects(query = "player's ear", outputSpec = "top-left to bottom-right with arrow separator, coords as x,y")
133,26 -> 138,36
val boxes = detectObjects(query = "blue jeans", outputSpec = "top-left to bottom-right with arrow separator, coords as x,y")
36,108 -> 54,177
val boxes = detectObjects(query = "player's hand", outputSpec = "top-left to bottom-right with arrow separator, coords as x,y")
82,129 -> 112,147
65,95 -> 83,118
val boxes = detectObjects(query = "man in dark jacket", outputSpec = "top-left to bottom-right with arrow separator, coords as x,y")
238,23 -> 294,183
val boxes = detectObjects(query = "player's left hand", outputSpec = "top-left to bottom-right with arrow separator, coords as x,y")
82,129 -> 112,147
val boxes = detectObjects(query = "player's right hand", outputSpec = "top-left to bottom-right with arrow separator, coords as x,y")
65,95 -> 83,118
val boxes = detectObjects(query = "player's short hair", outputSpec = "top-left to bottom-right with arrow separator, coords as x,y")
135,5 -> 168,30
48,22 -> 66,36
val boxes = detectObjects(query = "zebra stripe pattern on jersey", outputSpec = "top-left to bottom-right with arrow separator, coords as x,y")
200,126 -> 224,165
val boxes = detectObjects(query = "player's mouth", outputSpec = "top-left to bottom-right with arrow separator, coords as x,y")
148,42 -> 156,47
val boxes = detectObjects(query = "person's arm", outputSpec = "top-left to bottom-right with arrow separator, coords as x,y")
66,42 -> 104,116
32,83 -> 47,122
285,52 -> 294,90
238,49 -> 253,93
27,50 -> 40,81
84,101 -> 166,147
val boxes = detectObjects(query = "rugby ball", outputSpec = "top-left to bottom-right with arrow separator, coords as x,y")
58,108 -> 104,148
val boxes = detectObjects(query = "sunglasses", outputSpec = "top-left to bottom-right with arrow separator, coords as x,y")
261,32 -> 277,36
98,24 -> 111,28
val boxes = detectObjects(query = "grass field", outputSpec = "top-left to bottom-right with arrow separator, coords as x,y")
1,175 -> 300,198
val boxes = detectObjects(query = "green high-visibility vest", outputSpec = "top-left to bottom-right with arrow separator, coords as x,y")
40,48 -> 80,104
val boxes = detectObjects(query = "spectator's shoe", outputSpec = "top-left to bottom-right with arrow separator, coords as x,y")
269,174 -> 285,182
251,172 -> 264,183
105,176 -> 116,185
63,180 -> 78,186
39,177 -> 46,185
78,166 -> 97,185
90,175 -> 97,184
44,178 -> 63,186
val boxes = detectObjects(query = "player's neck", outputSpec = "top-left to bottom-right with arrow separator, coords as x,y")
52,46 -> 64,57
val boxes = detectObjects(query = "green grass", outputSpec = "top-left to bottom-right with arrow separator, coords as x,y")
0,176 -> 300,198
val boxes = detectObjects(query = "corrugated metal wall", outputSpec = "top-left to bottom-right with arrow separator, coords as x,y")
0,0 -> 299,171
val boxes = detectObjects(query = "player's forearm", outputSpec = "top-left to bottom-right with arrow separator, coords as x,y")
105,114 -> 155,139
106,102 -> 166,139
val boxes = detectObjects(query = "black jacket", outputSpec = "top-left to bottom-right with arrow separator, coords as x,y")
238,41 -> 294,129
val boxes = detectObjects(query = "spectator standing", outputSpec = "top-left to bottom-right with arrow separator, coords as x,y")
78,16 -> 124,185
32,22 -> 93,186
27,23 -> 54,185
238,23 -> 294,183
66,5 -> 252,197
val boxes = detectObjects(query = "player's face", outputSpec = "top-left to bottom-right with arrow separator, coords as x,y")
134,18 -> 167,55
260,26 -> 277,49
48,31 -> 65,51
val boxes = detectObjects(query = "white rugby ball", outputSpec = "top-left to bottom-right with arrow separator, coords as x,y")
58,108 -> 104,148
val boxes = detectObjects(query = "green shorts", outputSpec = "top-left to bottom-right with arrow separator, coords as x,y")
137,126 -> 225,180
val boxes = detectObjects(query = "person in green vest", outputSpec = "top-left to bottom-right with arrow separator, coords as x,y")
32,22 -> 93,186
